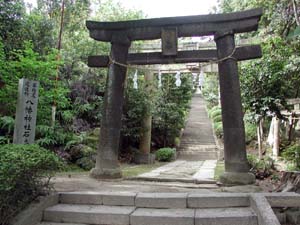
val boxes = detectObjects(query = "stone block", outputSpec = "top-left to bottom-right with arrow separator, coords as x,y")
39,223 -> 88,225
135,193 -> 187,208
134,152 -> 155,164
195,207 -> 257,225
250,195 -> 280,225
11,194 -> 59,225
264,192 -> 300,207
43,204 -> 135,225
286,210 -> 300,224
130,208 -> 194,225
188,193 -> 249,208
220,172 -> 255,185
59,192 -> 102,205
102,192 -> 136,206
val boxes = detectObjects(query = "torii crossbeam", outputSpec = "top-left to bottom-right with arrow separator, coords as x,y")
86,8 -> 263,185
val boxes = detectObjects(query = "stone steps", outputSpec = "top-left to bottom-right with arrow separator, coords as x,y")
37,192 -> 273,225
39,223 -> 88,225
177,151 -> 218,160
43,204 -> 135,225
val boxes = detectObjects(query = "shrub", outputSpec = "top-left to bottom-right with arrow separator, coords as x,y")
210,109 -> 222,119
282,144 -> 300,170
247,154 -> 275,179
212,114 -> 222,123
155,148 -> 176,162
0,144 -> 63,224
245,122 -> 257,144
213,122 -> 223,138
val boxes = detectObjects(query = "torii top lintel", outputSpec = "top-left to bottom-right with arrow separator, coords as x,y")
86,8 -> 263,42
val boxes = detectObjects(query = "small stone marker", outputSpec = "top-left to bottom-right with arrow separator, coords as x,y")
13,78 -> 39,144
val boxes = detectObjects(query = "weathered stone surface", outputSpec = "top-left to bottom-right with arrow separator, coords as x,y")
90,167 -> 122,179
13,78 -> 39,144
221,185 -> 262,193
264,192 -> 300,207
133,152 -> 155,164
250,195 -> 280,225
43,204 -> 135,225
130,208 -> 194,225
188,193 -> 249,208
11,194 -> 59,225
195,207 -> 257,225
87,8 -> 263,41
102,192 -> 136,206
89,46 -> 262,67
286,209 -> 300,224
90,34 -> 130,180
220,172 -> 255,185
59,192 -> 102,205
39,223 -> 88,225
135,193 -> 187,208
215,32 -> 250,174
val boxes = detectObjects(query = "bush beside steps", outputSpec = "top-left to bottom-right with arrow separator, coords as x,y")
0,144 -> 62,225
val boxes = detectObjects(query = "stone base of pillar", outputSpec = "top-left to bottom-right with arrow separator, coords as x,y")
220,172 -> 255,185
134,152 -> 155,164
89,167 -> 122,179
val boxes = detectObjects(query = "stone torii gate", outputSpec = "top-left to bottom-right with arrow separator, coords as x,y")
86,8 -> 263,184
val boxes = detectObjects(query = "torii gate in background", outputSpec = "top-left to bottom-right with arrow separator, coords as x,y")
86,8 -> 263,185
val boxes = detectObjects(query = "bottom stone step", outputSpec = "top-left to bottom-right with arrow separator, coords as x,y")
130,207 -> 257,225
39,223 -> 88,225
43,204 -> 135,225
131,208 -> 194,225
196,207 -> 258,225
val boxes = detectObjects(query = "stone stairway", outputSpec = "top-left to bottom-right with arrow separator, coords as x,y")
36,192 -> 300,225
39,192 -> 257,225
178,94 -> 219,160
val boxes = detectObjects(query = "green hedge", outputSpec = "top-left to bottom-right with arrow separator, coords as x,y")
245,122 -> 257,144
282,144 -> 300,170
212,114 -> 222,123
213,122 -> 223,138
210,109 -> 222,119
155,148 -> 176,162
0,144 -> 63,225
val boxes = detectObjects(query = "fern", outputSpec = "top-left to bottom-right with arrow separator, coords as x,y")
0,116 -> 14,134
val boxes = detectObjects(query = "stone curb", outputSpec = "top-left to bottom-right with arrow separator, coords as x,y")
126,176 -> 217,184
11,193 -> 59,225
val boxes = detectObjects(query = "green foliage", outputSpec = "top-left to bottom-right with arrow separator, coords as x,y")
282,144 -> 300,170
155,147 -> 176,162
122,73 -> 152,145
213,122 -> 223,138
35,125 -> 73,148
245,122 -> 257,144
212,114 -> 222,123
0,116 -> 15,144
247,154 -> 275,179
153,73 -> 193,147
0,144 -> 63,224
210,109 -> 222,120
202,74 -> 219,109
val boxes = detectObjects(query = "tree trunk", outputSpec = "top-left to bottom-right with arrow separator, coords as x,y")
257,120 -> 263,159
139,70 -> 153,154
52,0 -> 65,127
273,117 -> 280,159
292,0 -> 300,26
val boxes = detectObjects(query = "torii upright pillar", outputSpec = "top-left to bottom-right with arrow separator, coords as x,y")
215,31 -> 255,184
90,32 -> 130,179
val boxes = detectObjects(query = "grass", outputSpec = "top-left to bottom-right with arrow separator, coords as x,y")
214,161 -> 225,181
57,161 -> 167,178
121,162 -> 167,178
